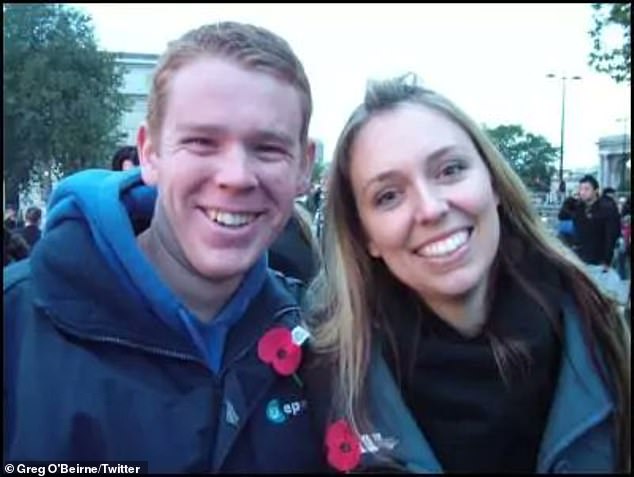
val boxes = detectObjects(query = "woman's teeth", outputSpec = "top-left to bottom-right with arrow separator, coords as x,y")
418,229 -> 469,257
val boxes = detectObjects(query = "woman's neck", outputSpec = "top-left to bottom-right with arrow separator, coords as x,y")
136,203 -> 242,323
422,278 -> 490,338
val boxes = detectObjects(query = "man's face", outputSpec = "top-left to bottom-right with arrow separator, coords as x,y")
139,57 -> 312,281
121,158 -> 136,171
578,182 -> 597,204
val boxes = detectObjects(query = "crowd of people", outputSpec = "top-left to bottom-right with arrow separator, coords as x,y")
3,205 -> 43,266
3,21 -> 630,474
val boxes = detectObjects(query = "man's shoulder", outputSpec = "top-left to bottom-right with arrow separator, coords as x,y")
3,259 -> 37,327
4,258 -> 32,295
597,196 -> 618,213
267,269 -> 307,305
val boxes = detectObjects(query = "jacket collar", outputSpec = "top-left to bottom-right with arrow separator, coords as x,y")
363,338 -> 443,473
365,294 -> 615,473
536,294 -> 614,472
32,216 -> 300,367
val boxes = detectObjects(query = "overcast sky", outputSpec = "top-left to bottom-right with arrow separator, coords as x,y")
73,3 -> 631,169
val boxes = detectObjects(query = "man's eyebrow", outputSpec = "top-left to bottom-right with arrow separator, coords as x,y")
174,124 -> 295,147
249,130 -> 295,148
175,124 -> 226,136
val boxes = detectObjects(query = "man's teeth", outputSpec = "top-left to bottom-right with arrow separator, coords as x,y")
419,230 -> 469,258
207,209 -> 257,227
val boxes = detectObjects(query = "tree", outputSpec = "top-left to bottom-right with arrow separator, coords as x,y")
484,124 -> 558,192
3,3 -> 129,206
588,3 -> 631,84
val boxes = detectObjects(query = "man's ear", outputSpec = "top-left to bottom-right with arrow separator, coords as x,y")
137,123 -> 160,186
296,139 -> 316,197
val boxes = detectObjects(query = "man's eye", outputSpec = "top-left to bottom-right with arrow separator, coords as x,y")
256,144 -> 287,155
183,138 -> 213,147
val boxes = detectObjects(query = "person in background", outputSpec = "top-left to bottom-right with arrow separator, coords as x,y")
16,206 -> 43,248
111,145 -> 140,171
4,204 -> 22,231
618,195 -> 631,281
572,176 -> 623,302
112,145 -> 150,235
620,195 -> 630,218
269,201 -> 321,284
557,192 -> 580,250
3,225 -> 30,267
600,188 -> 626,281
306,74 -> 630,473
601,187 -> 622,247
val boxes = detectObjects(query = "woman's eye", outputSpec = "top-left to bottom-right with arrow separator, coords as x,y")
375,190 -> 400,207
439,162 -> 466,179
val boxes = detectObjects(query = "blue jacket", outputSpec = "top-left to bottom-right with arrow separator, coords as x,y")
357,295 -> 617,473
3,170 -> 327,473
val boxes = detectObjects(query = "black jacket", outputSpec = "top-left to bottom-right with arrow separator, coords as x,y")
573,198 -> 620,265
16,224 -> 41,248
3,226 -> 29,266
3,169 -> 329,473
269,215 -> 318,284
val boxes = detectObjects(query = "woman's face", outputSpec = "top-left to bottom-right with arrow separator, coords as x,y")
349,103 -> 500,304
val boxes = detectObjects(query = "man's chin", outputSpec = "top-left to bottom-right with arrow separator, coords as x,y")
192,254 -> 257,282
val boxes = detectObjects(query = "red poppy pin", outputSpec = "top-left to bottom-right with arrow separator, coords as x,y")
325,419 -> 362,473
257,326 -> 309,377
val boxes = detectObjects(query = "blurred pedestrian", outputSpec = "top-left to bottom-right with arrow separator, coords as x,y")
573,176 -> 623,301
16,206 -> 43,248
3,225 -> 30,266
111,145 -> 139,171
557,193 -> 580,250
269,202 -> 321,284
4,204 -> 22,230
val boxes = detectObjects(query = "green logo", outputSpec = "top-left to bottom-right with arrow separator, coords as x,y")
266,399 -> 287,424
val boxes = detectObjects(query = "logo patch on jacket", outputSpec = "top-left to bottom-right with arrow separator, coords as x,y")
266,398 -> 307,424
360,432 -> 398,454
225,399 -> 240,426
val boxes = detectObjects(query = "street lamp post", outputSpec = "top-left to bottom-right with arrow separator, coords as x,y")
547,73 -> 582,195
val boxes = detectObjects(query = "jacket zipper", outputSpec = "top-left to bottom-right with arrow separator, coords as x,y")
43,309 -> 217,471
44,310 -> 208,368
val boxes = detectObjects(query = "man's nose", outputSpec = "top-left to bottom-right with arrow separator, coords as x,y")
214,144 -> 258,190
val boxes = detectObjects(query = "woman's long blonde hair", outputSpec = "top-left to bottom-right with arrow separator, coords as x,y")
307,74 -> 630,471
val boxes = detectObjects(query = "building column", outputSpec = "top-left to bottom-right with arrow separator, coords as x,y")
599,153 -> 608,187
